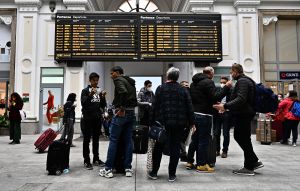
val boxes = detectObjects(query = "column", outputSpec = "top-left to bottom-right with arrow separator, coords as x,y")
234,0 -> 261,82
15,0 -> 42,119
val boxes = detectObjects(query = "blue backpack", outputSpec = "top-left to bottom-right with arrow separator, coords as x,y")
291,101 -> 300,118
254,83 -> 279,113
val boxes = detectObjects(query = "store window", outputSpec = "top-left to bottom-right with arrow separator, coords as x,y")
263,18 -> 300,95
118,0 -> 160,12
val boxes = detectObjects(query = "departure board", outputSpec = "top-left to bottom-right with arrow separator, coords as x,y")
55,12 -> 222,62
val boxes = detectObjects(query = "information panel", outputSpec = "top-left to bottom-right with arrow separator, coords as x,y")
55,12 -> 222,62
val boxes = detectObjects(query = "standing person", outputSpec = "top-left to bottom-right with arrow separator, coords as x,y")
186,67 -> 231,172
179,80 -> 191,162
43,90 -> 54,125
213,63 -> 264,176
137,80 -> 154,126
8,92 -> 23,144
278,91 -> 300,146
214,77 -> 232,158
81,72 -> 107,170
147,67 -> 195,182
60,93 -> 77,147
99,66 -> 137,178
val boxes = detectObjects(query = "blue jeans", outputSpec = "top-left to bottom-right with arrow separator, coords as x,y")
105,110 -> 135,170
187,114 -> 212,166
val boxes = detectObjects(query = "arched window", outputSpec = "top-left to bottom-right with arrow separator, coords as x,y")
117,0 -> 160,12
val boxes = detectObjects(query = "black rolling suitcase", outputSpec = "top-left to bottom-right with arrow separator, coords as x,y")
46,140 -> 70,175
132,125 -> 149,154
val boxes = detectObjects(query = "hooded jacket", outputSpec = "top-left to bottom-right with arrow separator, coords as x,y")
190,73 -> 230,115
112,76 -> 137,109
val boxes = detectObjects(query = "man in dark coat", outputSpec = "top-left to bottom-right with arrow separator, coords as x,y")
213,63 -> 264,176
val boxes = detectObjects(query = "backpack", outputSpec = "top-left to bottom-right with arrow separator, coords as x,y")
254,83 -> 279,113
291,101 -> 300,118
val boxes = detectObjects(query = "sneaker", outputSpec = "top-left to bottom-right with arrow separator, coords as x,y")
186,162 -> 194,170
99,168 -> 114,178
125,169 -> 133,177
147,172 -> 158,180
70,144 -> 76,147
196,164 -> 215,173
221,152 -> 227,158
216,151 -> 220,156
63,169 -> 70,174
293,143 -> 297,147
84,162 -> 93,170
9,141 -> 15,144
253,160 -> 264,170
233,167 -> 254,176
168,175 -> 176,182
93,159 -> 105,167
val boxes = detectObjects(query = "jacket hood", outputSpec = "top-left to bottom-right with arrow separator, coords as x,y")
119,76 -> 136,86
192,73 -> 208,84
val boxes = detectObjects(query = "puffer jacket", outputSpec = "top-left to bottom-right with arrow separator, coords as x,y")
224,74 -> 256,116
277,98 -> 300,121
190,73 -> 230,115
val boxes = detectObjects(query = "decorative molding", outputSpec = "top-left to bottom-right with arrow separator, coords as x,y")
183,0 -> 215,12
63,0 -> 91,10
237,7 -> 257,13
234,0 -> 261,7
15,0 -> 41,12
15,0 -> 41,6
0,16 -> 12,25
263,16 -> 278,25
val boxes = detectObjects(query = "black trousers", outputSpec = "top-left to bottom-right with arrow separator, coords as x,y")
151,127 -> 183,177
233,114 -> 259,170
82,117 -> 102,163
282,120 -> 299,143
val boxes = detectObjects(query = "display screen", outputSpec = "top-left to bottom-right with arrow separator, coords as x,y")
55,12 -> 222,62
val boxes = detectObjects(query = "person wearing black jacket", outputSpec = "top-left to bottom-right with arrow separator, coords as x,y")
99,66 -> 137,178
60,93 -> 76,147
213,77 -> 232,158
147,67 -> 195,182
213,63 -> 264,176
81,72 -> 107,170
186,67 -> 231,173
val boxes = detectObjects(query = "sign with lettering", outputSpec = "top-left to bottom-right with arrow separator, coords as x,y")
279,71 -> 300,80
55,12 -> 222,62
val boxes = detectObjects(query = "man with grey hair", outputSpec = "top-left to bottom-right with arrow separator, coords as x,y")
148,67 -> 195,182
186,66 -> 231,172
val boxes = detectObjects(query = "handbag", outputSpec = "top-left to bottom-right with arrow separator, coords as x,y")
19,110 -> 26,120
148,121 -> 166,144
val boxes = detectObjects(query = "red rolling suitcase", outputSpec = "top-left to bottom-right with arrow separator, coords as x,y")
34,126 -> 64,152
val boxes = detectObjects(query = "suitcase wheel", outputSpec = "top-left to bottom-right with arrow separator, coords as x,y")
56,170 -> 62,176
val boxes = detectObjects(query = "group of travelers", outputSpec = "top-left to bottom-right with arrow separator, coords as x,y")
5,63 -> 299,182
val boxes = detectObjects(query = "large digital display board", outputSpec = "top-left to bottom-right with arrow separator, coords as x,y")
55,12 -> 222,62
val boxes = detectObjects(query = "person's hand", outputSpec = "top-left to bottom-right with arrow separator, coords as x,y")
225,81 -> 232,88
191,125 -> 196,134
101,91 -> 107,96
116,109 -> 125,117
213,103 -> 225,113
89,88 -> 97,96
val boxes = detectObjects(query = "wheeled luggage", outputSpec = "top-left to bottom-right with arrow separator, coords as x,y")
46,140 -> 70,175
271,120 -> 283,142
34,128 -> 58,152
132,125 -> 149,154
258,119 -> 272,145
